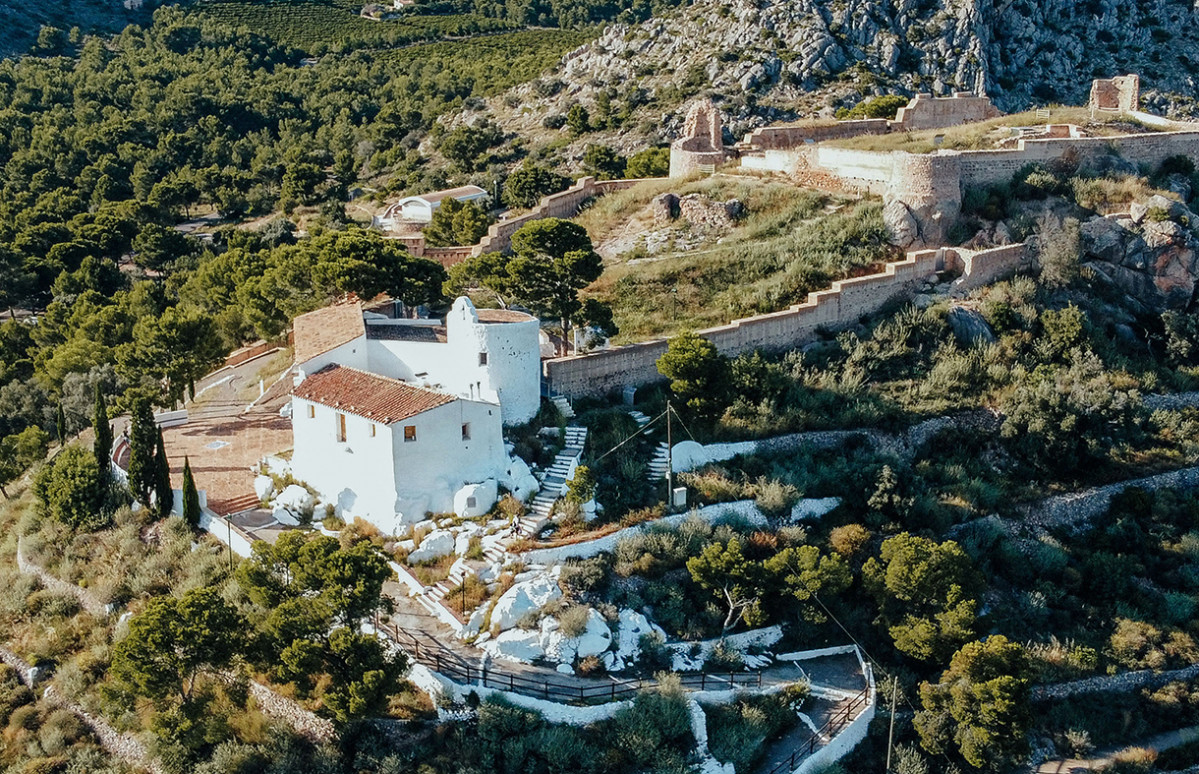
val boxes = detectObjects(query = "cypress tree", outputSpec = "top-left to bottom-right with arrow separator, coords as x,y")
56,403 -> 66,444
127,398 -> 157,506
93,384 -> 112,481
182,457 -> 200,528
153,427 -> 172,519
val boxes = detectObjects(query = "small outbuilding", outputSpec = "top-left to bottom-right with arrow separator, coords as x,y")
381,185 -> 489,226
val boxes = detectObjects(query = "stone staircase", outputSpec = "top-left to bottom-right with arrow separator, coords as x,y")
214,492 -> 261,516
627,409 -> 652,428
527,425 -> 588,531
647,441 -> 670,481
426,563 -> 469,604
551,395 -> 575,420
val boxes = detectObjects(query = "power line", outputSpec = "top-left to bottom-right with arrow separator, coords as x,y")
590,408 -> 667,464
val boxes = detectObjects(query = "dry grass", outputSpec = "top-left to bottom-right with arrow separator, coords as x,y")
408,552 -> 456,586
825,107 -> 1162,153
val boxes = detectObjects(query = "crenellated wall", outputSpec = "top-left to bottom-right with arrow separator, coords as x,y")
543,244 -> 1031,399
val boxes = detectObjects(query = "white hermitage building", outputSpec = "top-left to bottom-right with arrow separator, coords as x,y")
287,296 -> 542,533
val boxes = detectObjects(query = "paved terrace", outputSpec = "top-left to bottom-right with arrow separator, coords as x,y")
158,350 -> 293,515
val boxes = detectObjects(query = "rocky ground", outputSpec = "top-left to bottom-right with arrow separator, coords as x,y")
455,0 -> 1199,164
0,0 -> 156,58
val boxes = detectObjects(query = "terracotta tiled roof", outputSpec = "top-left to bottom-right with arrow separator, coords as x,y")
292,365 -> 455,424
293,303 -> 366,365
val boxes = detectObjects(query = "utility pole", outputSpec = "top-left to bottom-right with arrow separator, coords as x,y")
884,677 -> 898,773
666,401 -> 674,512
227,517 -> 233,572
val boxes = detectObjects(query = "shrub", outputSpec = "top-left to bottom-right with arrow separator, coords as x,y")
557,605 -> 592,638
829,524 -> 871,556
706,640 -> 744,671
32,446 -> 106,531
835,94 -> 909,120
576,655 -> 603,676
751,477 -> 799,517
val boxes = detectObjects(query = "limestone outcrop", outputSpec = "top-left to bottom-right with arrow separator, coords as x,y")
475,0 -> 1199,153
1080,195 -> 1199,311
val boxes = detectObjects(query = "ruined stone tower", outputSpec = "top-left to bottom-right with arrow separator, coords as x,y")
669,100 -> 728,178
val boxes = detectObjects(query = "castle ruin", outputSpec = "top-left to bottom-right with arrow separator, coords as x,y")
669,99 -> 728,178
669,76 -> 1199,249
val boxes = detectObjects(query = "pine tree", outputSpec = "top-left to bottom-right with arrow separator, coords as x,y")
182,457 -> 200,528
56,403 -> 66,444
93,384 -> 111,481
153,427 -> 172,519
127,397 -> 157,506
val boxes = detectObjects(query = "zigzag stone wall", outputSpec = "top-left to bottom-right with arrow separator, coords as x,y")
543,244 -> 1029,399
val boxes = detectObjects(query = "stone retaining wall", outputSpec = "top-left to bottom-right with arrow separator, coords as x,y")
543,244 -> 1029,399
472,177 -> 647,256
1032,663 -> 1199,703
1018,465 -> 1199,532
0,646 -> 162,774
247,680 -> 335,742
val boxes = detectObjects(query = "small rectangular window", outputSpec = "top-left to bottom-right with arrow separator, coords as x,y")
461,423 -> 471,441
404,425 -> 417,442
336,413 -> 346,442
307,405 -> 315,419
478,352 -> 488,366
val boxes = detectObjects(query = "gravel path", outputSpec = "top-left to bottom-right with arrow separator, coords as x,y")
16,537 -> 111,617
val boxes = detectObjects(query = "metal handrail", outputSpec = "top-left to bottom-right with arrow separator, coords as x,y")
763,686 -> 872,774
379,621 -> 765,704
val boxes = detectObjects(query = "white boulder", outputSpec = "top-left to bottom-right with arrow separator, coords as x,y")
483,628 -> 544,663
789,497 -> 842,522
253,475 -> 274,501
407,530 -> 456,564
616,609 -> 665,667
491,572 -> 563,631
543,608 -> 612,663
272,484 -> 314,516
499,456 -> 539,502
575,609 -> 614,658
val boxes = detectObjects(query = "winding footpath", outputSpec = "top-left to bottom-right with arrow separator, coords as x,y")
0,645 -> 162,774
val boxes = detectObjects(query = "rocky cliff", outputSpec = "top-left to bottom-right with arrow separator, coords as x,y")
472,0 -> 1199,151
1082,195 -> 1199,313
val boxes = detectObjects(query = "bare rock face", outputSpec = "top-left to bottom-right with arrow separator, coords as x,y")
947,305 -> 996,346
1080,198 -> 1199,311
884,200 -> 920,248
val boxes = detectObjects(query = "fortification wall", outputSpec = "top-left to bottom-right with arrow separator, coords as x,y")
741,119 -> 890,151
959,131 -> 1199,187
669,148 -> 727,178
811,147 -> 895,193
544,244 -> 1027,399
891,92 -> 1000,131
473,177 -> 644,255
424,246 -> 475,266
